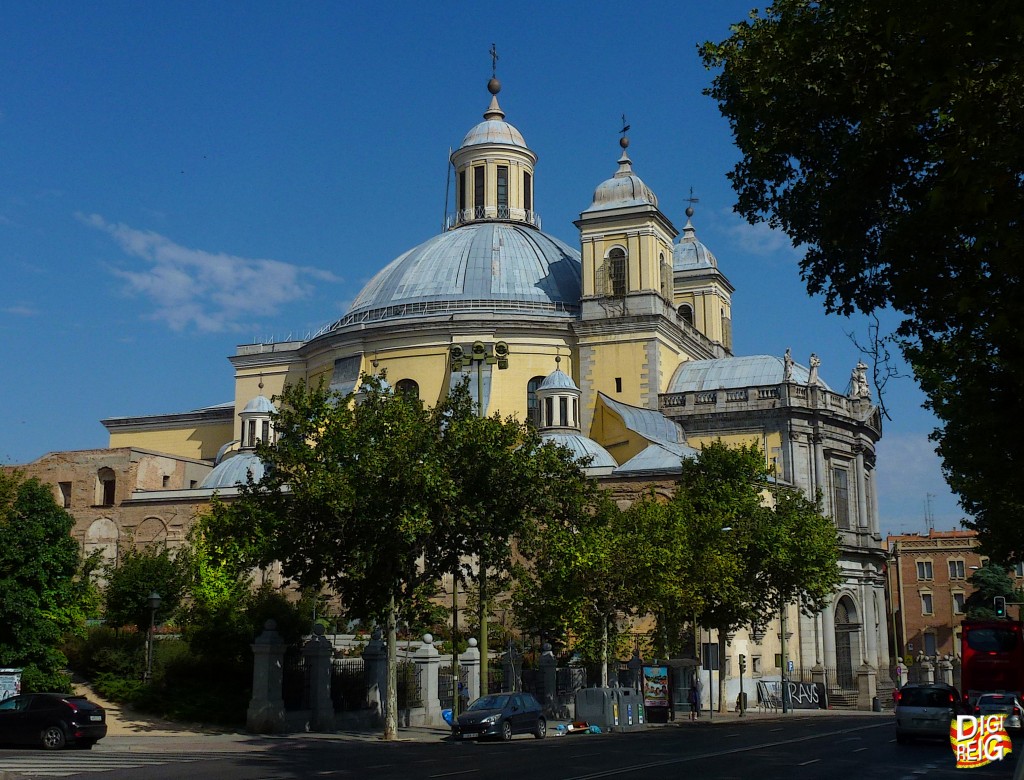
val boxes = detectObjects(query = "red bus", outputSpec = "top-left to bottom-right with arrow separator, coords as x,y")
960,619 -> 1024,705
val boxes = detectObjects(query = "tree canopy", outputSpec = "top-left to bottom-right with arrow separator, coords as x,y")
103,545 -> 187,632
0,471 -> 90,691
700,1 -> 1024,559
202,375 -> 593,738
964,563 -> 1024,620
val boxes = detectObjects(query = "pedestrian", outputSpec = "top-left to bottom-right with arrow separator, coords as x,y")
688,683 -> 699,721
694,674 -> 704,719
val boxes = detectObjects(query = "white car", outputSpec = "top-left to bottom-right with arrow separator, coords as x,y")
975,692 -> 1024,730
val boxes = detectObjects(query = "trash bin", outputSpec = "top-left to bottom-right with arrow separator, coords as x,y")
575,688 -> 617,731
872,696 -> 881,712
614,688 -> 646,731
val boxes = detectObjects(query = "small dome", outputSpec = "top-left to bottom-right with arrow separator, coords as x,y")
673,217 -> 718,271
668,355 -> 833,393
538,369 -> 578,392
584,151 -> 658,213
241,396 -> 276,415
200,452 -> 266,490
541,431 -> 617,474
460,119 -> 528,150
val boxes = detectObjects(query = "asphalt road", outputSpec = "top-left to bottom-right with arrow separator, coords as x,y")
0,714 -> 1020,780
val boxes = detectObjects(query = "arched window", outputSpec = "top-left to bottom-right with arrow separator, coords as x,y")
526,376 -> 545,427
608,248 -> 627,297
677,304 -> 694,326
96,468 -> 116,506
395,379 -> 419,399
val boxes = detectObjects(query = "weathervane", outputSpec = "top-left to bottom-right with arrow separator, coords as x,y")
685,186 -> 699,218
620,114 -> 630,138
490,43 -> 499,78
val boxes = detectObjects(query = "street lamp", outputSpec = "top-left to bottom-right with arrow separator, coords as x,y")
145,591 -> 161,683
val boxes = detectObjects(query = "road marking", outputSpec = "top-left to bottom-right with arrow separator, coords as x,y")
852,747 -> 868,752
0,749 -> 246,777
769,727 -> 784,732
429,770 -> 479,778
562,721 -> 889,779
798,759 -> 821,766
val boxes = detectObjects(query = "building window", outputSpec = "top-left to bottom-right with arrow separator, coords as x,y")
162,475 -> 170,488
474,166 -> 485,212
833,468 -> 851,529
949,560 -> 965,580
917,560 -> 934,581
261,420 -> 271,443
545,397 -> 554,427
921,592 -> 934,615
459,170 -> 466,212
615,377 -> 622,393
189,480 -> 198,489
247,419 -> 257,447
924,632 -> 937,656
608,248 -> 626,297
527,376 -> 545,427
58,481 -> 72,508
395,379 -> 419,398
953,592 -> 966,614
523,171 -> 532,212
1016,562 -> 1024,578
751,655 -> 762,676
677,304 -> 694,326
96,468 -> 116,506
496,165 -> 508,210
559,397 -> 568,427
774,653 -> 782,669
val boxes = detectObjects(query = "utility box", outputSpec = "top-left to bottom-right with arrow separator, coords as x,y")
574,688 -> 647,733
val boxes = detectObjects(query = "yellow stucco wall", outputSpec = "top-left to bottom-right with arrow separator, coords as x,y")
108,423 -> 233,462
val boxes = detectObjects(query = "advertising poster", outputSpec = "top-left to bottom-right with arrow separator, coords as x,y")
642,665 -> 669,708
0,669 -> 22,702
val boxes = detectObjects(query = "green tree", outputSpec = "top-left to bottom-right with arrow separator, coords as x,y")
203,376 -> 591,739
965,563 -> 1024,620
0,471 -> 86,691
700,2 -> 1024,560
103,545 -> 186,632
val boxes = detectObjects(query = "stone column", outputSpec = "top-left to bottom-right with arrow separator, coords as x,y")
460,638 -> 481,703
414,633 -> 441,725
855,447 -> 869,529
861,582 -> 878,670
869,466 -> 881,536
875,584 -> 891,673
247,619 -> 287,733
856,663 -> 877,711
813,433 -> 827,513
822,601 -> 837,670
539,643 -> 557,717
361,629 -> 387,723
302,624 -> 335,732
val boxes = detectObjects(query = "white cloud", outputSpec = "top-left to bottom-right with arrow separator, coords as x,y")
1,304 -> 37,317
79,213 -> 340,333
875,430 -> 966,535
719,207 -> 801,260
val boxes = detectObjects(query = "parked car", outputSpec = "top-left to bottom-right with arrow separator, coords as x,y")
975,692 -> 1024,730
0,693 -> 107,749
451,692 -> 546,741
894,682 -> 963,744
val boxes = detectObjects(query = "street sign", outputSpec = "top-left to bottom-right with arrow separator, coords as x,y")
787,660 -> 794,673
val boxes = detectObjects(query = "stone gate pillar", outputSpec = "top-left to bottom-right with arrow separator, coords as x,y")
539,643 -> 557,716
247,619 -> 286,733
414,633 -> 441,725
302,624 -> 335,732
361,629 -> 387,724
460,638 -> 481,703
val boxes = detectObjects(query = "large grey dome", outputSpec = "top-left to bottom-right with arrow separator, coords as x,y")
337,222 -> 581,327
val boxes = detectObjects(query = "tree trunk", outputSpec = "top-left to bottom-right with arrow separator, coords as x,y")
600,612 -> 609,687
479,564 -> 488,697
384,594 -> 398,740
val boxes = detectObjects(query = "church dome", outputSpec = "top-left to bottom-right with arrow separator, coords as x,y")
541,431 -> 617,474
583,139 -> 658,213
673,209 -> 718,270
538,368 -> 578,392
668,355 -> 833,393
460,118 -> 527,149
336,222 -> 581,327
241,395 -> 276,415
200,451 -> 266,490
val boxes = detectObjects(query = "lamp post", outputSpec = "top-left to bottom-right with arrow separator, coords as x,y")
145,591 -> 161,683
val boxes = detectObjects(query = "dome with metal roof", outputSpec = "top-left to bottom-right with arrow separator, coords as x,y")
673,208 -> 718,271
336,222 -> 581,327
241,395 -> 276,415
458,77 -> 529,151
668,355 -> 833,393
199,451 -> 266,490
583,138 -> 658,213
541,431 -> 617,475
538,368 -> 578,392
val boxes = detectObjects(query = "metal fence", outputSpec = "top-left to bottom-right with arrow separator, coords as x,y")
330,658 -> 368,712
397,661 -> 422,709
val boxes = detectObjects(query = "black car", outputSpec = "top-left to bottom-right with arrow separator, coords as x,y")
452,692 -> 546,741
0,693 -> 107,749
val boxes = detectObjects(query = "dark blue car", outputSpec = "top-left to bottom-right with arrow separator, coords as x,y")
452,692 -> 547,741
0,693 -> 107,749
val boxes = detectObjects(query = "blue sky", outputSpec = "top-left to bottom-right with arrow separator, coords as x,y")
0,1 -> 964,536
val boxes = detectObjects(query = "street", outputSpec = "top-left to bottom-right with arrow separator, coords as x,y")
0,714 -> 1018,780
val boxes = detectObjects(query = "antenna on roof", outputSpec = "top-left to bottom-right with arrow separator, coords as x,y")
444,146 -> 453,232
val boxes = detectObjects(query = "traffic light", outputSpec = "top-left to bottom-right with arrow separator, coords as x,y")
738,653 -> 747,674
994,596 -> 1007,617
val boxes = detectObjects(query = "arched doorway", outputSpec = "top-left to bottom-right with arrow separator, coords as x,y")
834,596 -> 860,690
